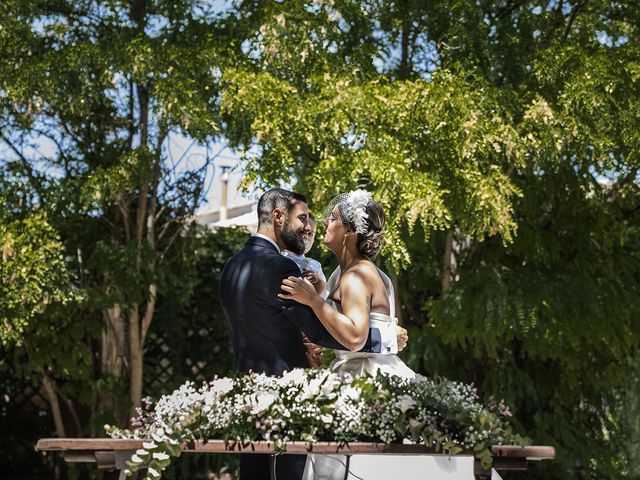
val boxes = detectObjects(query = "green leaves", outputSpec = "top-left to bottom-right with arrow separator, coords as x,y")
1,1 -> 639,477
0,212 -> 80,347
123,438 -> 179,480
0,0 -> 237,437
209,4 -> 640,476
222,67 -> 523,268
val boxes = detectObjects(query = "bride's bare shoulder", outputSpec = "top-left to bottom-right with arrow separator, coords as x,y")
343,260 -> 381,284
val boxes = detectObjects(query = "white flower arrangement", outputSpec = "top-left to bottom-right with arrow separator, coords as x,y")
345,189 -> 372,234
106,369 -> 527,479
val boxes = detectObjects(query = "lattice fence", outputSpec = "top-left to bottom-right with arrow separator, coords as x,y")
0,321 -> 234,477
144,324 -> 233,397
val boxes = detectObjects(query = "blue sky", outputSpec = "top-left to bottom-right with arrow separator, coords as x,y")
166,134 -> 257,213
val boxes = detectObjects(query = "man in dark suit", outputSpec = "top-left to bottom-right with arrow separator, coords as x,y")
220,188 -> 406,480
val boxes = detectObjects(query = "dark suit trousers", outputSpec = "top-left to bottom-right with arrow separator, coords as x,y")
240,454 -> 306,480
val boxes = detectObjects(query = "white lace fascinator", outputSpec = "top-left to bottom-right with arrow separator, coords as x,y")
322,190 -> 370,233
322,189 -> 385,258
323,189 -> 385,234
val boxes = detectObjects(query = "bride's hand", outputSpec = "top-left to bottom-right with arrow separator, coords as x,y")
279,276 -> 319,306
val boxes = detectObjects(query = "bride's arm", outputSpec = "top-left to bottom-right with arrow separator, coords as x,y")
279,270 -> 371,351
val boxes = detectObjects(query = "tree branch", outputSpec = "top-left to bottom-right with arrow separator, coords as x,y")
562,0 -> 588,41
160,224 -> 186,261
441,230 -> 454,293
0,130 -> 43,190
53,382 -> 83,437
40,371 -> 66,438
116,195 -> 132,243
127,77 -> 136,150
141,283 -> 157,344
31,127 -> 70,163
0,130 -> 30,164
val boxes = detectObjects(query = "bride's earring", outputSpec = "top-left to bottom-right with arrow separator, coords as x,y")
340,234 -> 348,265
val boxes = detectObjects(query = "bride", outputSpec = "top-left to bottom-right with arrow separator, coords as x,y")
279,189 -> 413,379
280,190 -> 491,480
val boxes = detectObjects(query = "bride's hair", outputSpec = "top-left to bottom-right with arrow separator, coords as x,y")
338,199 -> 385,259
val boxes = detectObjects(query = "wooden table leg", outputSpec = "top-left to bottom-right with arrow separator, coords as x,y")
474,459 -> 492,480
113,450 -> 136,480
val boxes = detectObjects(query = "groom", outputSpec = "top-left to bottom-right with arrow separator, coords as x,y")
220,188 -> 407,480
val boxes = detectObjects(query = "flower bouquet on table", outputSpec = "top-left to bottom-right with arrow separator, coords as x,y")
106,368 -> 528,479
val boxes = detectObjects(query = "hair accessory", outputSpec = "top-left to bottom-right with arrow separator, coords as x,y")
345,189 -> 371,234
323,189 -> 372,235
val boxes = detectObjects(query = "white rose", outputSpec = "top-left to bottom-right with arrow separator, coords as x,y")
320,413 -> 333,425
251,391 -> 278,414
210,378 -> 234,396
300,377 -> 324,400
320,375 -> 341,396
341,386 -> 361,401
281,368 -> 307,386
397,394 -> 417,413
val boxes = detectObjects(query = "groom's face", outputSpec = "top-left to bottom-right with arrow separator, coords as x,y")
280,200 -> 310,255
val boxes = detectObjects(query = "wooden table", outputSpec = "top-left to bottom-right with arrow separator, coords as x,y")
36,438 -> 555,479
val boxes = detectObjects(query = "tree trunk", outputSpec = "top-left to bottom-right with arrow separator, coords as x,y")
102,304 -> 127,377
128,0 -> 153,420
129,306 -> 143,420
50,382 -> 83,436
41,372 -> 66,438
441,230 -> 454,293
101,304 -> 128,422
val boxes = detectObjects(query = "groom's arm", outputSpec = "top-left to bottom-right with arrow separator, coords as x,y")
273,260 -> 397,354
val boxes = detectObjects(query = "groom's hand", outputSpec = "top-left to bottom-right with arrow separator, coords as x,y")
302,334 -> 324,369
396,324 -> 408,352
303,271 -> 326,295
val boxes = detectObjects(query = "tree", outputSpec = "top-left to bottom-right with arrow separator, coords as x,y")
0,163 -> 86,439
0,0 -> 228,425
2,1 -> 639,478
212,1 -> 640,478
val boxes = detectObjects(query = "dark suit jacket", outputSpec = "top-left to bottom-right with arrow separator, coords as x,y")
219,235 -> 382,375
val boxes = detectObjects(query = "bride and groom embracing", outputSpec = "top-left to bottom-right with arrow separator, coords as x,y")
219,188 -> 414,480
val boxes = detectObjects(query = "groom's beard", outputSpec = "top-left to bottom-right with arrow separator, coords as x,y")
281,220 -> 306,254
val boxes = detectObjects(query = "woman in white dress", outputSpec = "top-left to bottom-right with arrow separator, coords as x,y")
280,191 -> 493,480
280,190 -> 413,379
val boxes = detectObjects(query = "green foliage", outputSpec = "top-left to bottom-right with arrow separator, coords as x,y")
0,212 -> 80,346
147,226 -> 249,393
2,1 -> 640,479
0,0 -> 236,462
211,1 -> 640,479
221,66 -> 522,268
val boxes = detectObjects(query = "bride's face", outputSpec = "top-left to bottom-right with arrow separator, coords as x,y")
323,205 -> 347,250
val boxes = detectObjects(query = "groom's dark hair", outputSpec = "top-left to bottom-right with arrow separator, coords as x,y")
257,188 -> 307,226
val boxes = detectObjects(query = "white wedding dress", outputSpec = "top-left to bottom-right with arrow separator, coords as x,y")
301,266 -> 502,480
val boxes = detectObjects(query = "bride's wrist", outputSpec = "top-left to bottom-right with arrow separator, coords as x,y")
309,295 -> 324,311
